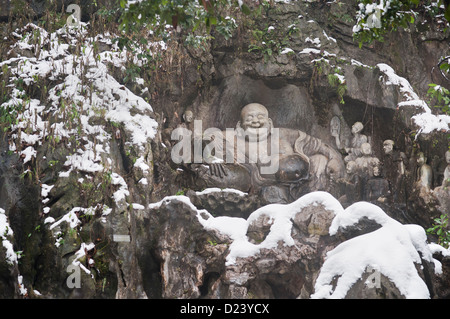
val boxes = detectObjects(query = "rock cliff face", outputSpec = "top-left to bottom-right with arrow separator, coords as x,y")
0,0 -> 449,299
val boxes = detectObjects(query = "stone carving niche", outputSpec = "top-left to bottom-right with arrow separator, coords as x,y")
174,102 -> 346,216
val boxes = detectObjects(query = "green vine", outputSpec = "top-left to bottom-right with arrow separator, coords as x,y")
427,83 -> 450,115
427,214 -> 450,248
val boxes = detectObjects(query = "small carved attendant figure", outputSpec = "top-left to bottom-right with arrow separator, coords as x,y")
183,110 -> 194,124
341,160 -> 363,203
355,143 -> 380,177
434,150 -> 450,213
383,139 -> 408,176
382,139 -> 394,156
416,152 -> 432,190
442,150 -> 450,188
382,139 -> 408,202
330,116 -> 342,149
344,121 -> 368,163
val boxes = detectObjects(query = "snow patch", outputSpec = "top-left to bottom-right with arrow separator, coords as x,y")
149,191 -> 440,299
312,201 -> 437,299
196,191 -> 343,265
377,63 -> 450,135
0,208 -> 18,266
195,187 -> 248,197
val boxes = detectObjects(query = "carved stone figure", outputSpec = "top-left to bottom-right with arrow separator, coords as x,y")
183,110 -> 194,124
339,160 -> 363,204
187,103 -> 345,202
344,121 -> 368,163
364,174 -> 389,202
330,116 -> 342,149
382,139 -> 394,156
354,143 -> 380,177
382,139 -> 408,202
409,152 -> 440,221
433,150 -> 450,213
416,152 -> 432,190
346,160 -> 357,176
343,143 -> 387,202
442,150 -> 450,188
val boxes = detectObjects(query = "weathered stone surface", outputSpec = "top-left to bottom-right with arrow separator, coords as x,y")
0,0 -> 449,300
144,199 -> 230,299
142,195 -> 442,299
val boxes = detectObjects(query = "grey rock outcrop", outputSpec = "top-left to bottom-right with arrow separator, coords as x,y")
144,193 -> 440,299
0,0 -> 449,299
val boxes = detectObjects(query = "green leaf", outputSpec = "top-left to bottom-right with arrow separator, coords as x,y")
241,4 -> 251,15
440,62 -> 449,71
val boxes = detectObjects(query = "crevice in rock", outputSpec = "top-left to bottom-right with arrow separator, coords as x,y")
199,271 -> 220,297
140,249 -> 163,299
118,263 -> 127,288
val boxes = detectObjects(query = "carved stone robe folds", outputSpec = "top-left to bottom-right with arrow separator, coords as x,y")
233,128 -> 345,192
189,127 -> 345,202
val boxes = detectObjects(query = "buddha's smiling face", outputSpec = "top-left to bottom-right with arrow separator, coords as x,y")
240,103 -> 271,131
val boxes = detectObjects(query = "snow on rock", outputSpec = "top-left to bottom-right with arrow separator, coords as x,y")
134,156 -> 150,173
0,208 -> 17,266
150,191 -> 439,299
195,187 -> 248,197
149,194 -> 202,212
63,146 -> 104,174
132,203 -> 145,210
196,192 -> 343,265
312,201 -> 438,299
49,207 -> 82,231
72,242 -> 96,275
280,48 -> 294,54
20,146 -> 37,164
0,21 -> 158,179
111,173 -> 130,204
377,63 -> 450,135
41,184 -> 54,198
428,242 -> 450,257
17,275 -> 27,296
0,23 -> 160,243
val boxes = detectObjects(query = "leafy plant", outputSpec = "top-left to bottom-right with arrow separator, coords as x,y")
117,0 -> 250,45
427,83 -> 450,115
0,101 -> 24,132
328,72 -> 347,104
248,23 -> 298,62
437,56 -> 450,81
427,214 -> 450,248
353,0 -> 449,47
207,239 -> 218,246
311,58 -> 348,104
